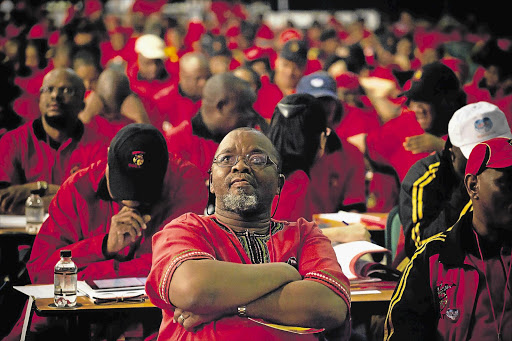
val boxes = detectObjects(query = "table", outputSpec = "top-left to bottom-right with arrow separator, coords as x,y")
20,281 -> 396,340
21,295 -> 160,341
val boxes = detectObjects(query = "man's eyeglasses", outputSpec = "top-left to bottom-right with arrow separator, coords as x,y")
40,86 -> 76,97
212,153 -> 278,169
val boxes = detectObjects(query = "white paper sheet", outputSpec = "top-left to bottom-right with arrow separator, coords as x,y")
0,214 -> 49,228
13,285 -> 85,299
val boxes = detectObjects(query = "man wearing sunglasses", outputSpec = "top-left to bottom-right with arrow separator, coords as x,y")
146,127 -> 351,340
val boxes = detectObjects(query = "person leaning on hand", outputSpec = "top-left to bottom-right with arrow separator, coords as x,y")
146,127 -> 351,341
5,124 -> 207,340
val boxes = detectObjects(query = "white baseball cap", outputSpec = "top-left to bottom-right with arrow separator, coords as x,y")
448,101 -> 512,158
135,34 -> 166,59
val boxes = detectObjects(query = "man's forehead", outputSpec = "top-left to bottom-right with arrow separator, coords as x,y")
218,130 -> 273,153
43,70 -> 76,85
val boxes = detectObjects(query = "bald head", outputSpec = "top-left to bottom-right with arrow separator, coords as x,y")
43,68 -> 86,99
96,68 -> 131,114
179,52 -> 211,100
201,73 -> 257,137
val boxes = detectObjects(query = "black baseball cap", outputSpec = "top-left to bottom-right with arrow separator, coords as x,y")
280,39 -> 308,66
399,62 -> 460,103
108,124 -> 168,203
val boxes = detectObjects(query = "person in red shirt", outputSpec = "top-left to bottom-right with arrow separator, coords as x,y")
295,72 -> 367,214
72,48 -> 101,99
158,52 -> 211,131
80,68 -> 151,140
126,34 -> 179,130
7,124 -> 207,340
0,67 -> 109,215
164,72 -> 268,180
146,127 -> 350,341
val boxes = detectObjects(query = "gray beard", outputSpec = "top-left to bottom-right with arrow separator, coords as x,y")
222,192 -> 259,214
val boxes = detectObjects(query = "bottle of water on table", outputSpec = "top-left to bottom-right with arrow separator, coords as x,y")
25,189 -> 44,234
54,250 -> 77,307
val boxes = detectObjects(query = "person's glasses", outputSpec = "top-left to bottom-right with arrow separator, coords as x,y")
212,153 -> 278,169
40,86 -> 76,97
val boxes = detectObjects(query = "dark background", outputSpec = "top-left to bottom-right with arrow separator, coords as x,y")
265,0 -> 509,37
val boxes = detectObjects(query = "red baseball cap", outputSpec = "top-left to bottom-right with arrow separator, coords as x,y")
465,137 -> 512,176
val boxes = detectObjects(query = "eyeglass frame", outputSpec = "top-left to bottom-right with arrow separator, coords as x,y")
212,152 -> 279,170
39,86 -> 77,97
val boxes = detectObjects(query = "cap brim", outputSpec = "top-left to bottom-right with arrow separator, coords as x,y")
300,89 -> 338,99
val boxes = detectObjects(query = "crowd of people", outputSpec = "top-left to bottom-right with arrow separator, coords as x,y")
1,0 -> 512,340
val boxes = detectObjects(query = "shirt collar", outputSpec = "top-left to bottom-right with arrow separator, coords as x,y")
33,118 -> 85,147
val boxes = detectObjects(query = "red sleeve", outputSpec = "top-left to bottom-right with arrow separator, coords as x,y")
0,127 -> 23,183
27,169 -> 108,284
365,110 -> 429,181
296,219 -> 351,330
146,214 -> 217,310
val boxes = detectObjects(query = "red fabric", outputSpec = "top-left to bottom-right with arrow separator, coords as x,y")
366,172 -> 399,213
272,170 -> 312,221
13,69 -> 48,121
146,213 -> 351,341
369,65 -> 401,91
0,120 -> 109,185
335,105 -> 381,139
156,90 -> 201,129
131,0 -> 167,15
27,157 -> 207,284
126,61 -> 179,131
164,120 -> 219,178
85,114 -> 135,141
494,93 -> 512,128
99,36 -> 137,68
253,77 -> 284,120
304,58 -> 323,75
309,143 -> 367,214
365,109 -> 429,182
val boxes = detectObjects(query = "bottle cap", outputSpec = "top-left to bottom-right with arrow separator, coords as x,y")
60,250 -> 71,257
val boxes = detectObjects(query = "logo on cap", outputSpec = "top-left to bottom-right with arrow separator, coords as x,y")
290,42 -> 299,53
311,78 -> 324,88
413,70 -> 422,81
130,151 -> 145,168
474,117 -> 493,133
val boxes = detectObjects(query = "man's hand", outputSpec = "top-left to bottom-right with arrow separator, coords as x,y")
107,206 -> 151,255
173,308 -> 227,332
403,133 -> 445,154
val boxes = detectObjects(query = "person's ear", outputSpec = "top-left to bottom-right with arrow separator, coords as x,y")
464,173 -> 479,200
209,170 -> 215,194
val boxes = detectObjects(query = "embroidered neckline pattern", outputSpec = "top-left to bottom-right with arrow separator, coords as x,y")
213,218 -> 283,264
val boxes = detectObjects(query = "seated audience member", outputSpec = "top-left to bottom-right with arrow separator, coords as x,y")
164,72 -> 268,179
72,48 -> 102,99
401,102 -> 512,259
251,39 -> 310,121
269,92 -> 367,218
385,136 -> 512,341
0,68 -> 109,214
17,124 -> 207,340
158,52 -> 211,131
79,68 -> 150,139
126,34 -> 178,129
146,127 -> 351,340
355,62 -> 467,182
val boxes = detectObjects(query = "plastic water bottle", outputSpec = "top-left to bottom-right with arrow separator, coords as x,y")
25,189 -> 44,234
54,250 -> 77,307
